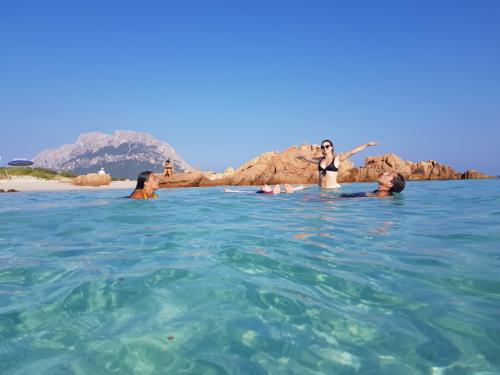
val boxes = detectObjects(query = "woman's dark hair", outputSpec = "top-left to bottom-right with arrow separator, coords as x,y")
389,173 -> 406,193
321,139 -> 335,154
130,171 -> 153,196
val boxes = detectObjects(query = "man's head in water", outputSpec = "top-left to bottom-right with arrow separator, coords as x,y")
341,171 -> 405,198
378,171 -> 405,194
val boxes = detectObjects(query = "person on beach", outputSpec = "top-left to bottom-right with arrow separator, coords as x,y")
224,184 -> 305,194
298,140 -> 380,189
130,171 -> 160,199
163,159 -> 174,178
341,171 -> 405,198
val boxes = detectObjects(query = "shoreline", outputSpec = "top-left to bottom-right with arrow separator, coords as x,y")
1,175 -> 497,193
0,176 -> 135,192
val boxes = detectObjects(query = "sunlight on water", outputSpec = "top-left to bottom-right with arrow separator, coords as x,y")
0,180 -> 499,374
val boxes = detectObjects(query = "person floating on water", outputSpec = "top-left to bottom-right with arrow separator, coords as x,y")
163,159 -> 174,178
224,184 -> 306,194
298,139 -> 380,189
130,171 -> 159,199
341,171 -> 406,198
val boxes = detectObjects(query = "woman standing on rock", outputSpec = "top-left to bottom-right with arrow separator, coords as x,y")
298,140 -> 380,189
163,159 -> 174,178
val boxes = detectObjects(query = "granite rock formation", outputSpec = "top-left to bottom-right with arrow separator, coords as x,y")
72,173 -> 112,187
461,169 -> 492,179
159,144 -> 494,188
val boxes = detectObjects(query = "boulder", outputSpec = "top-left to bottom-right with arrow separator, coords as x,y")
363,154 -> 412,180
158,145 -> 495,188
224,167 -> 235,175
342,154 -> 467,182
408,160 -> 460,180
461,169 -> 492,179
72,173 -> 112,187
159,171 -> 205,188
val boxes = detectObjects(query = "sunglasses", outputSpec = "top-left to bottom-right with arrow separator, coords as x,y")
320,144 -> 331,150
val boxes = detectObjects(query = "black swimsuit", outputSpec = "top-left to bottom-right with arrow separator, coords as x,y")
340,190 -> 376,198
318,157 -> 339,176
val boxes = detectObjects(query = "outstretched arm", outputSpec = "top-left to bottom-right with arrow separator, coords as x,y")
297,154 -> 322,165
339,141 -> 380,162
283,184 -> 309,193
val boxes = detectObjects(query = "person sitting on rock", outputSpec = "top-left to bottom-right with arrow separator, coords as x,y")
341,171 -> 405,198
130,171 -> 159,199
224,184 -> 305,194
163,159 -> 174,177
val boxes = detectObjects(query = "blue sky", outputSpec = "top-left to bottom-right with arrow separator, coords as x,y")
1,0 -> 499,174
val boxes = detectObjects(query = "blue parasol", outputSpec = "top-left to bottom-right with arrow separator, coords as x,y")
8,159 -> 34,167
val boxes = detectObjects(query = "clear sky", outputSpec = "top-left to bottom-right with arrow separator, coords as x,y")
1,0 -> 499,174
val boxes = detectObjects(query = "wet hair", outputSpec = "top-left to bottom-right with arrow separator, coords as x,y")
321,139 -> 335,154
166,159 -> 171,163
389,173 -> 405,193
130,171 -> 153,196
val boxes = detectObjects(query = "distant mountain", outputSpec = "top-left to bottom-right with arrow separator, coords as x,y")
33,130 -> 193,179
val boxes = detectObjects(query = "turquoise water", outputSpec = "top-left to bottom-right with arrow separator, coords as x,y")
1,180 -> 499,375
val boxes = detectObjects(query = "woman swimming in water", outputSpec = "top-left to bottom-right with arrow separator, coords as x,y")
298,139 -> 380,189
130,171 -> 160,199
224,184 -> 305,194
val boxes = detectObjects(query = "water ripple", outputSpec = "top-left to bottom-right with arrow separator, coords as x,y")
0,181 -> 499,374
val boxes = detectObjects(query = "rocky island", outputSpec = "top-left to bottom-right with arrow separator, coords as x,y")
158,144 -> 494,188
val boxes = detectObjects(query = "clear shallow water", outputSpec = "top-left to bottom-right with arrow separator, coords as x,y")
0,180 -> 499,375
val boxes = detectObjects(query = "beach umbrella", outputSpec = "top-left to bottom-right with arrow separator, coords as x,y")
8,159 -> 34,167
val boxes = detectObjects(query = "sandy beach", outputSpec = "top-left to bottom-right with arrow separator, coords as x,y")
0,176 -> 135,192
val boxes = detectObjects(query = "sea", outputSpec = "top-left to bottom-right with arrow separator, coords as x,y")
0,179 -> 499,375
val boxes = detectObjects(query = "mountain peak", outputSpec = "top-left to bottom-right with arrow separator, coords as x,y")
75,130 -> 157,147
33,130 -> 192,179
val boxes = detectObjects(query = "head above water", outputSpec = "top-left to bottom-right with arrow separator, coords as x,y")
320,139 -> 334,155
378,171 -> 406,194
133,171 -> 159,192
390,173 -> 405,193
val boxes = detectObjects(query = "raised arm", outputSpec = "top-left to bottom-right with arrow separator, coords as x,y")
297,154 -> 322,165
339,141 -> 380,162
